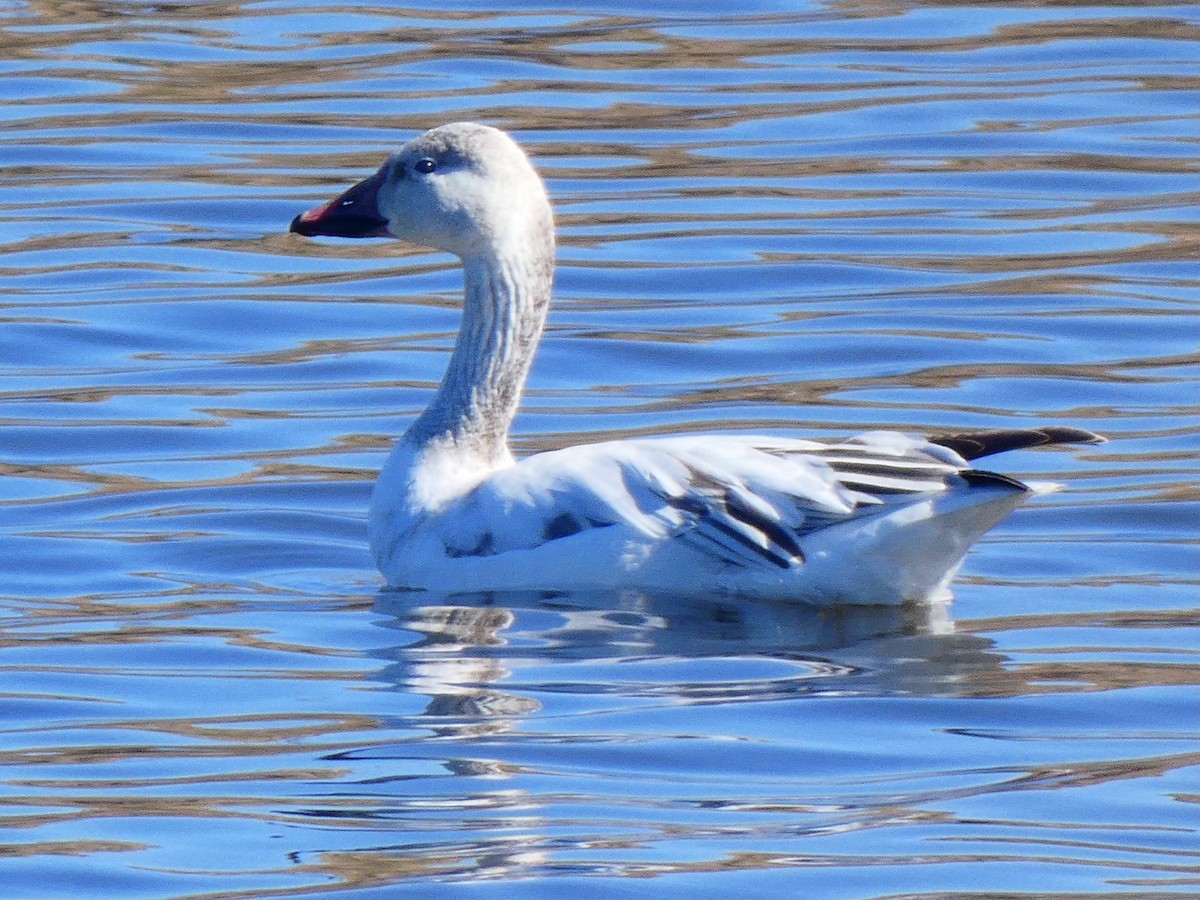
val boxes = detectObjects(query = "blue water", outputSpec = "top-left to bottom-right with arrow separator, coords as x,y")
1,1 -> 1197,897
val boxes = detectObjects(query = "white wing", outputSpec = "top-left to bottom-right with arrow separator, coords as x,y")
425,432 -> 976,573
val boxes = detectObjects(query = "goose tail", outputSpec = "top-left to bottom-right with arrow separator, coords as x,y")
803,469 -> 1033,604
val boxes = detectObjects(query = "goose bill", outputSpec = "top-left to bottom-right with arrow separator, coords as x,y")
290,170 -> 389,238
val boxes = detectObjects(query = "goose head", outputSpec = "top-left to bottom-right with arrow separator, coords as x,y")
290,122 -> 553,260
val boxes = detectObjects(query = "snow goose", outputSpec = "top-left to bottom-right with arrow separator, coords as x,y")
291,122 -> 1101,604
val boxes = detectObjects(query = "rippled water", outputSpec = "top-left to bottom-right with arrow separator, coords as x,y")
1,1 -> 1197,897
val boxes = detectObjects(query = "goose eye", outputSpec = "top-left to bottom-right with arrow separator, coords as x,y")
414,158 -> 437,174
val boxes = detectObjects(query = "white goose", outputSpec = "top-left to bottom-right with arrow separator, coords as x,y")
291,123 -> 1100,605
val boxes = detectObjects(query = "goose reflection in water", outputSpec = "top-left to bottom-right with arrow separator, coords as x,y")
369,590 -> 1005,730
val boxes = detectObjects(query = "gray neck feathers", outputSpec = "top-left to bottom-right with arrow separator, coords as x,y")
405,227 -> 555,463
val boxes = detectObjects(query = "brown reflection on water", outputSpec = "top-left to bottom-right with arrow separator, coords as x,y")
0,838 -> 149,860
0,782 -> 382,841
279,838 -> 556,899
6,2 -> 1194,143
816,231 -> 1199,276
0,616 -> 361,661
189,744 -> 1200,898
624,353 -> 1199,415
0,459 -> 369,504
949,656 -> 1200,700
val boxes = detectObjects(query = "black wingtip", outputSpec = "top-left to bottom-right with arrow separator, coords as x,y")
960,468 -> 1035,492
1046,427 -> 1107,446
933,427 -> 1105,461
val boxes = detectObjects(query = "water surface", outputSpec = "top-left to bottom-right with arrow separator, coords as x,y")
1,1 -> 1197,897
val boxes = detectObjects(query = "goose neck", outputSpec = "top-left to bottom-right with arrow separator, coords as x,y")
406,245 -> 553,465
